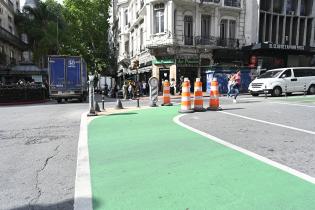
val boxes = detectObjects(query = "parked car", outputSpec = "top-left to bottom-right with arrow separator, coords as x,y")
248,67 -> 315,97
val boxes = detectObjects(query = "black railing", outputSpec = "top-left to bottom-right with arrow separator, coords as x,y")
194,36 -> 239,48
201,0 -> 220,3
0,26 -> 27,50
195,36 -> 217,45
224,0 -> 241,7
184,36 -> 193,45
217,38 -> 239,48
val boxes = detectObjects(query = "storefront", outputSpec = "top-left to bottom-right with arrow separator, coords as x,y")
243,43 -> 315,74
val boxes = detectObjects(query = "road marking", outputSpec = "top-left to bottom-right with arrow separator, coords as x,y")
174,114 -> 315,184
220,111 -> 315,135
74,112 -> 93,210
269,101 -> 315,108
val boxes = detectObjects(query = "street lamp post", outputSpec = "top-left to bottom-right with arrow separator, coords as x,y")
87,74 -> 96,116
133,57 -> 140,108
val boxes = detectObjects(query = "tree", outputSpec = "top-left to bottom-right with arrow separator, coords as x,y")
63,0 -> 114,75
15,0 -> 66,67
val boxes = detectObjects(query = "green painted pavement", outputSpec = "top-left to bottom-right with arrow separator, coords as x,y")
275,95 -> 315,103
88,107 -> 315,210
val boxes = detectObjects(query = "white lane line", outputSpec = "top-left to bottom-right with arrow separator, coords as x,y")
269,101 -> 315,108
173,115 -> 315,184
221,111 -> 315,135
74,112 -> 93,210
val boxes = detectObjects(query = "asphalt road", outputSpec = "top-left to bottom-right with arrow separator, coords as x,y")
181,95 -> 315,177
0,100 -> 88,210
0,95 -> 155,210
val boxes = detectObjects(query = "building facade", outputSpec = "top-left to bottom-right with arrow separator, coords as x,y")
244,0 -> 315,72
110,0 -> 247,88
0,0 -> 26,70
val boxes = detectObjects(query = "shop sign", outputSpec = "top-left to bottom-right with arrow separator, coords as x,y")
153,59 -> 175,65
268,44 -> 305,51
176,59 -> 199,64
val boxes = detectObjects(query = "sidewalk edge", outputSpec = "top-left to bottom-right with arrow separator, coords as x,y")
74,112 -> 93,210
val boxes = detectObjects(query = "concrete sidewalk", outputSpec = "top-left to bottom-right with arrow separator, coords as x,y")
84,106 -> 315,210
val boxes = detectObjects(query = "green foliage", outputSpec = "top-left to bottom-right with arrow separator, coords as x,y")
15,0 -> 114,75
63,0 -> 112,75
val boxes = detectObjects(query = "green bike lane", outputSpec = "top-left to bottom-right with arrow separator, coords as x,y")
88,106 -> 315,210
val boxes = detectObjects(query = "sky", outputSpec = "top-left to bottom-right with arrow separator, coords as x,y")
20,0 -> 63,8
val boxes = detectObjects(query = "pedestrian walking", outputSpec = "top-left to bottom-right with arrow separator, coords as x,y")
142,81 -> 147,96
170,78 -> 175,95
177,76 -> 184,95
227,74 -> 234,97
231,70 -> 241,103
128,82 -> 133,99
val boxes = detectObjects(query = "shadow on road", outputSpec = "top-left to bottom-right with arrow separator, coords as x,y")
9,198 -> 100,210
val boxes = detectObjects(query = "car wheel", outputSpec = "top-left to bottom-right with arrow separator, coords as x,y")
57,99 -> 62,103
309,85 -> 315,95
272,86 -> 282,97
251,93 -> 259,97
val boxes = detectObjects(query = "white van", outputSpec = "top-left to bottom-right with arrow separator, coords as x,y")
248,67 -> 315,97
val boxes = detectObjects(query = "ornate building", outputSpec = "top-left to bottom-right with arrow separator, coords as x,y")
110,0 -> 246,87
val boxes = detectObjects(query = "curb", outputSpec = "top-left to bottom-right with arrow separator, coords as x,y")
74,112 -> 93,210
0,99 -> 49,106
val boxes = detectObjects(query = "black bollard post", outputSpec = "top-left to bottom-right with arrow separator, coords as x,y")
264,85 -> 268,99
137,98 -> 140,108
102,90 -> 105,111
285,85 -> 287,98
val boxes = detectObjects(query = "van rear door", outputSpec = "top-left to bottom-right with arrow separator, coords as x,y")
49,57 -> 65,92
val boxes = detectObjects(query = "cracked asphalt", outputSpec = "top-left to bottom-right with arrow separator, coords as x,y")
0,100 -> 88,210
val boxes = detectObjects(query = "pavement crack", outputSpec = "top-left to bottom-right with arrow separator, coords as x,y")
28,144 -> 62,208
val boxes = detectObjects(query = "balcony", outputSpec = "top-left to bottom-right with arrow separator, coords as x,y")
184,36 -> 193,45
195,36 -> 240,48
201,0 -> 220,3
0,26 -> 27,50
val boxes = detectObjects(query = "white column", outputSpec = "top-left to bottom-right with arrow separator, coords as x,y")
146,4 -> 152,41
169,0 -> 174,36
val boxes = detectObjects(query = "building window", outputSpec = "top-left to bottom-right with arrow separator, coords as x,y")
229,20 -> 236,39
220,19 -> 228,39
154,3 -> 164,34
10,50 -> 14,59
0,7 -> 3,14
201,15 -> 211,38
9,26 -> 12,34
224,0 -> 241,7
273,0 -> 283,13
184,16 -> 193,45
140,28 -> 144,51
0,18 -> 2,27
8,15 -> 12,23
286,0 -> 297,15
125,41 -> 129,56
221,19 -> 237,39
124,10 -> 128,26
0,45 -> 3,53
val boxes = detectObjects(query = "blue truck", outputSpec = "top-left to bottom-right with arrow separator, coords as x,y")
48,55 -> 88,103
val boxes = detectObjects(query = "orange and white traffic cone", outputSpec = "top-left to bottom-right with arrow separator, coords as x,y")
162,80 -> 173,106
179,78 -> 194,113
207,78 -> 221,111
194,78 -> 205,112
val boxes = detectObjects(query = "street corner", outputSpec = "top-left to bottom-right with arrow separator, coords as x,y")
82,105 -> 315,210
